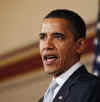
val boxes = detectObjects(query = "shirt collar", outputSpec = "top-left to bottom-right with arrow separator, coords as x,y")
55,62 -> 82,87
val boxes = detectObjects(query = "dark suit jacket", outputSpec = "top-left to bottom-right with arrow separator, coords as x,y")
39,65 -> 100,102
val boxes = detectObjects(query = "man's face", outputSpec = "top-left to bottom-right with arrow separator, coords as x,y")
39,18 -> 79,77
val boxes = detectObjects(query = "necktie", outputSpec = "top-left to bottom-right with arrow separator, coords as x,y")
43,80 -> 58,102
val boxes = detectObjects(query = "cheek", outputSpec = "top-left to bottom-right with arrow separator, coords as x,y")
57,43 -> 69,55
57,44 -> 68,60
57,43 -> 74,61
59,50 -> 68,62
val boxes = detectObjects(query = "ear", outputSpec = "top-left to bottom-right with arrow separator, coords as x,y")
75,38 -> 86,55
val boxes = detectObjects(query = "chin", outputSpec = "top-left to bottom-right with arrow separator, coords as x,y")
44,69 -> 60,78
44,69 -> 54,74
44,67 -> 56,74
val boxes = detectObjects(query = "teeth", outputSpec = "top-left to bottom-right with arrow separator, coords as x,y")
44,55 -> 57,60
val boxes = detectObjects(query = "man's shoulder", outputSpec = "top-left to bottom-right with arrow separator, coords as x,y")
71,64 -> 100,86
78,67 -> 100,87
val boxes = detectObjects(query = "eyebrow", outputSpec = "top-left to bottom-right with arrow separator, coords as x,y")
39,32 -> 65,40
39,32 -> 46,35
53,32 -> 65,36
39,32 -> 64,35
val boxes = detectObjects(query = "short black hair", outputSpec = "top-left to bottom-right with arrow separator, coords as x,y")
44,9 -> 86,41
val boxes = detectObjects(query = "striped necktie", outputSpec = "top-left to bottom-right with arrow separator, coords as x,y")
43,80 -> 58,102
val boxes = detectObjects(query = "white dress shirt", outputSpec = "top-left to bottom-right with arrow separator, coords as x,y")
52,62 -> 82,99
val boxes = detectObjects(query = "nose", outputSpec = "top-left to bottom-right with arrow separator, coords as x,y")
44,37 -> 54,50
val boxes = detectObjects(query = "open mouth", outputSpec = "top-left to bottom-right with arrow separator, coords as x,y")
43,55 -> 58,65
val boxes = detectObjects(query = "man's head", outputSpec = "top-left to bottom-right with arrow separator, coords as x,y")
39,9 -> 86,78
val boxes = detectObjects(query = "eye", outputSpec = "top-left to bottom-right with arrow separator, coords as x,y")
39,33 -> 46,40
53,32 -> 65,40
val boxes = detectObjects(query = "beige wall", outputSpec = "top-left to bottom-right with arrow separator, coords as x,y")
0,70 -> 50,102
0,0 -> 98,54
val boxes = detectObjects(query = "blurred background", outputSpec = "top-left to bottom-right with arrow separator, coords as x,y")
0,0 -> 99,102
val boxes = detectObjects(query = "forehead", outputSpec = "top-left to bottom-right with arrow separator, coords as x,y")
41,18 -> 69,33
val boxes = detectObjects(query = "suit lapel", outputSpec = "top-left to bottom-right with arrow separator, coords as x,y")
39,65 -> 88,102
53,65 -> 87,102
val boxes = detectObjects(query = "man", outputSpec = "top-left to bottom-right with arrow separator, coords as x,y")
39,9 -> 100,102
